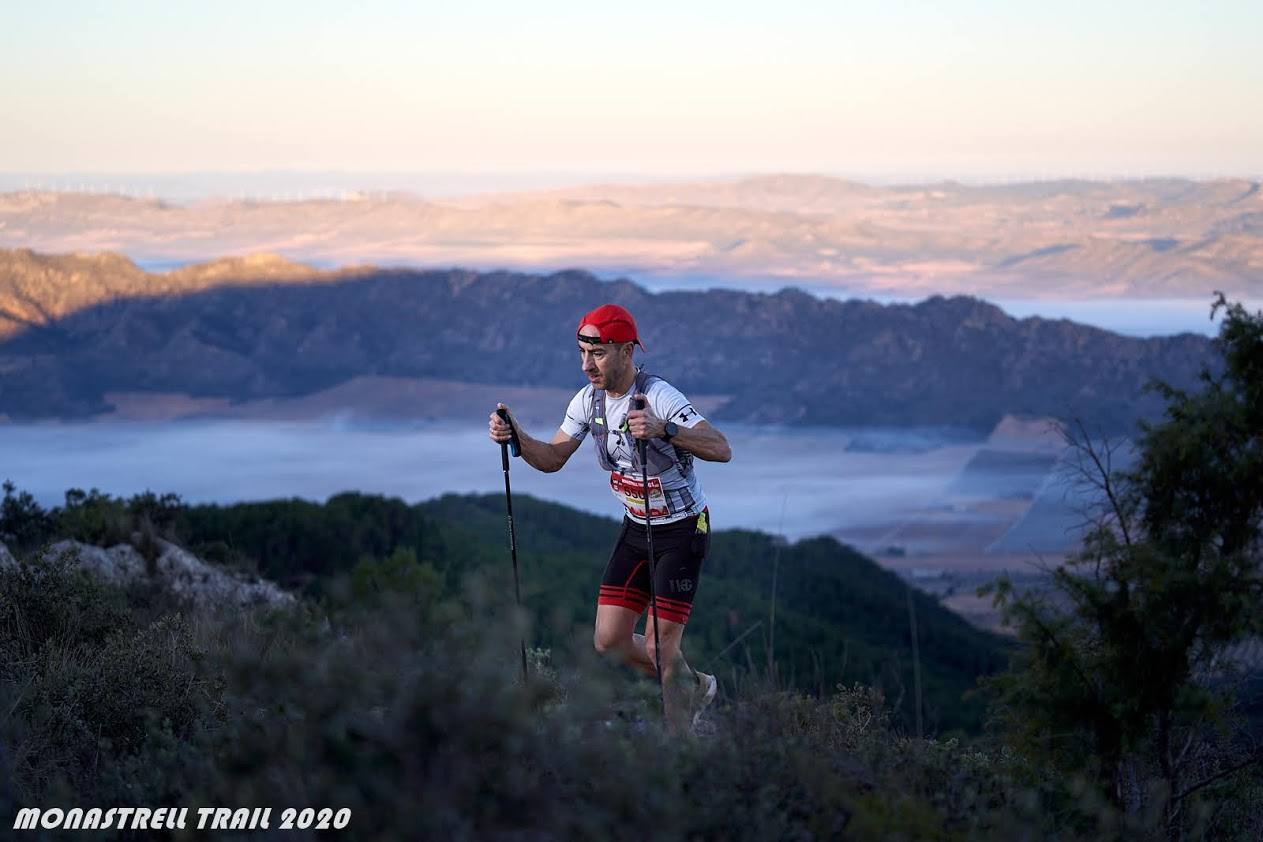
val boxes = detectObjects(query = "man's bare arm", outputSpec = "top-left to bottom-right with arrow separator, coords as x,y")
625,395 -> 732,463
665,420 -> 732,463
488,405 -> 583,473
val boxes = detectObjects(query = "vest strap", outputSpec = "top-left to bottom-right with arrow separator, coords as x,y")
589,368 -> 687,477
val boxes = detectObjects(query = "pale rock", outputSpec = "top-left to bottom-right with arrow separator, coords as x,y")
42,538 -> 294,607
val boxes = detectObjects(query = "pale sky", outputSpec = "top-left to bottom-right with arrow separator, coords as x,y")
3,0 -> 1261,179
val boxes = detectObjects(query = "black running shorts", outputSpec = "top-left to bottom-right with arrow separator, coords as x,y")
597,508 -> 710,625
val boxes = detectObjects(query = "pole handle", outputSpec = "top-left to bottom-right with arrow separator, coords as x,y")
632,396 -> 648,463
633,394 -> 652,510
496,408 -> 522,458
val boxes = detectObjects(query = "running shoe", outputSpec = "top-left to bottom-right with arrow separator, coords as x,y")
691,671 -> 718,732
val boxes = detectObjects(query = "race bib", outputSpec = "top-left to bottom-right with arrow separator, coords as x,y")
610,471 -> 669,519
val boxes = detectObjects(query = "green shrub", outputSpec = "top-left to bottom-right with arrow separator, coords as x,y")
0,552 -> 131,663
349,546 -> 443,610
0,480 -> 53,553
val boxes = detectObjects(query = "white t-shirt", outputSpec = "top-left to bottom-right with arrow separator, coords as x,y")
561,378 -> 708,524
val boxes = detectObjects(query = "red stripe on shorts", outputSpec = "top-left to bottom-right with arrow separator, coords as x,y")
648,598 -> 692,624
599,585 -> 649,613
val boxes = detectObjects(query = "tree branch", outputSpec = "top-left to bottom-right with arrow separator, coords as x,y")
1175,749 -> 1263,802
1069,418 -> 1134,549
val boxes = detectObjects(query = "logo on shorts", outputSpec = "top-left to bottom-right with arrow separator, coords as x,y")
670,578 -> 693,593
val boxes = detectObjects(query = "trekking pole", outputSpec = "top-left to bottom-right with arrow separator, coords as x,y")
496,408 -> 529,683
634,396 -> 667,717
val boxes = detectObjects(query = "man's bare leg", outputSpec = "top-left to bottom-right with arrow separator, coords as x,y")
594,604 -> 657,677
643,613 -> 709,732
594,605 -> 708,730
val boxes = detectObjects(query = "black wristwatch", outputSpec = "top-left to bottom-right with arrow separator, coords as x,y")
661,421 -> 679,442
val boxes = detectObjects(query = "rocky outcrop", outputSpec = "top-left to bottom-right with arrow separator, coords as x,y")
41,538 -> 294,607
0,540 -> 14,569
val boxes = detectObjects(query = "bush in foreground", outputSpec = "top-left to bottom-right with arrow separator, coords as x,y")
0,554 -> 1064,840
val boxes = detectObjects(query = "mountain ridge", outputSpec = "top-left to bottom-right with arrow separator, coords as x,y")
0,248 -> 1213,433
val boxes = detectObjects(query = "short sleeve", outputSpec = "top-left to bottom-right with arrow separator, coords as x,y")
560,386 -> 592,441
647,380 -> 705,429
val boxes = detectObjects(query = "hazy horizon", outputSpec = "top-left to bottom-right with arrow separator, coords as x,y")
2,170 -> 1261,204
5,3 -> 1261,176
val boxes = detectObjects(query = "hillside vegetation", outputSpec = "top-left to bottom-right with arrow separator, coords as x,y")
1,485 -> 1004,735
0,552 -> 1049,840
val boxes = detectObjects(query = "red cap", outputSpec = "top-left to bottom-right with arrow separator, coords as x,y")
577,303 -> 644,349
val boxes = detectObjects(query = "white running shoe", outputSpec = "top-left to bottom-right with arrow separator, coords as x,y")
691,671 -> 718,732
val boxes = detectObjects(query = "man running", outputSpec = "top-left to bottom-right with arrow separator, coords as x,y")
488,303 -> 731,731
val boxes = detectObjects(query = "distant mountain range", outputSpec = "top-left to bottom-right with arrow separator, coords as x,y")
1,175 -> 1261,299
0,249 -> 1213,432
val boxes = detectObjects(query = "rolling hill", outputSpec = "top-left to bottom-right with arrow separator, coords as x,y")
3,175 -> 1261,298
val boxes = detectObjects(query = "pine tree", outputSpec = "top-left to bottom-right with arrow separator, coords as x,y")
987,294 -> 1263,839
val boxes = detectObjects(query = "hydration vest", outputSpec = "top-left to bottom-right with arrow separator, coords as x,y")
588,368 -> 692,478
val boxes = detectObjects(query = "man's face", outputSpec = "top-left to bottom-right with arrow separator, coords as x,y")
577,325 -> 631,390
